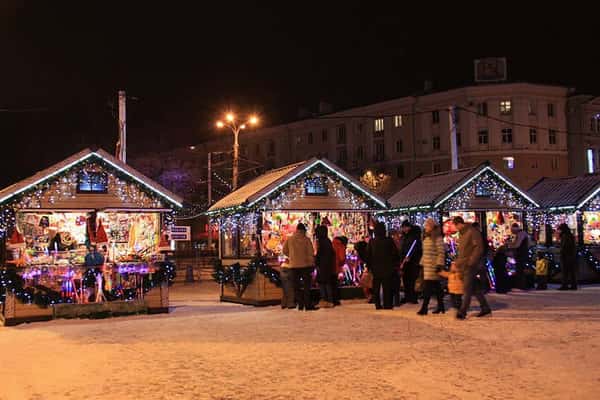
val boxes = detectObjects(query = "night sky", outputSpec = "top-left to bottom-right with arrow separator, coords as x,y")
1,2 -> 599,187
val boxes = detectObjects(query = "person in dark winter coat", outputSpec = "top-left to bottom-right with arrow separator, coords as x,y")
557,223 -> 577,290
315,225 -> 336,308
366,222 -> 400,309
453,216 -> 492,320
492,247 -> 511,294
507,223 -> 530,290
399,221 -> 422,304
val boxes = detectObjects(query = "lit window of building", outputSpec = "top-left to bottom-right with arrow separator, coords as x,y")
394,115 -> 403,127
587,149 -> 595,173
500,100 -> 512,115
503,156 -> 515,169
374,118 -> 384,132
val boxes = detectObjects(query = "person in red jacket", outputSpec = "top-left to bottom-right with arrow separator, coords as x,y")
332,236 -> 348,306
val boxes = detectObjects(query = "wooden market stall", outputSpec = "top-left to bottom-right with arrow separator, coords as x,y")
0,148 -> 183,325
207,157 -> 388,305
529,175 -> 600,281
383,163 -> 540,285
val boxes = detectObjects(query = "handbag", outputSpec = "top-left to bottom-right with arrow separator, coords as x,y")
414,265 -> 424,292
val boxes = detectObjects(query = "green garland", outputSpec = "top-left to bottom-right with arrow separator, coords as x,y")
212,256 -> 281,297
0,262 -> 176,307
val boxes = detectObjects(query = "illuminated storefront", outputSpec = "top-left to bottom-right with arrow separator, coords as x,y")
0,148 -> 182,324
207,158 -> 388,304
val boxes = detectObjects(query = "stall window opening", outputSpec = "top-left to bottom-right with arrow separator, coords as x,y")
77,171 -> 108,193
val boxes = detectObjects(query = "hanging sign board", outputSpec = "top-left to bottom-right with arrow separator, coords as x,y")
169,226 -> 191,241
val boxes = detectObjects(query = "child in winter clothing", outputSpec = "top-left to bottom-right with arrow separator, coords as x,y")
439,265 -> 463,309
535,251 -> 549,290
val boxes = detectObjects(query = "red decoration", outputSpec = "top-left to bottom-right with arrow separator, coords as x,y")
158,233 -> 171,252
497,212 -> 505,225
95,219 -> 108,245
8,228 -> 25,249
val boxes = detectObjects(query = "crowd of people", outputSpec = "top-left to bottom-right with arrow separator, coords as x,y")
280,217 -> 579,318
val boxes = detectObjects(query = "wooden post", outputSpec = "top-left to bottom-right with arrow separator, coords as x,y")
576,212 -> 584,247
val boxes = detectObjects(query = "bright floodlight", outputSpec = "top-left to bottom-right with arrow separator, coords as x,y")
249,115 -> 259,125
216,121 -> 224,128
240,124 -> 247,130
226,113 -> 235,122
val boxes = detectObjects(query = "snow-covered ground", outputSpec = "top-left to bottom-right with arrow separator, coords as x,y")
1,283 -> 599,400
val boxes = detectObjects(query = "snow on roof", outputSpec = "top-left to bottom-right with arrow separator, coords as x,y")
388,167 -> 478,209
0,148 -> 184,207
529,175 -> 600,209
388,163 -> 538,210
208,158 -> 387,213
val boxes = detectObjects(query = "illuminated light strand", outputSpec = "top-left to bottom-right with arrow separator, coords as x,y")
97,153 -> 182,207
0,153 -> 95,203
248,159 -> 387,209
434,166 -> 539,209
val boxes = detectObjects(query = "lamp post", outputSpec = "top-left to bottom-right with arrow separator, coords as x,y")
215,112 -> 259,190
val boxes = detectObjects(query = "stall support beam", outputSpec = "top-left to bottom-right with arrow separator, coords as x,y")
545,223 -> 553,247
577,212 -> 584,247
480,212 -> 488,244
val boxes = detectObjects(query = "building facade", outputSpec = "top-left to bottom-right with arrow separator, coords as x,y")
130,82 -> 598,202
567,95 -> 600,175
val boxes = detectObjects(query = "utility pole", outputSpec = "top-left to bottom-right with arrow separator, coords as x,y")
232,131 -> 240,190
207,152 -> 212,252
449,105 -> 458,170
116,90 -> 127,163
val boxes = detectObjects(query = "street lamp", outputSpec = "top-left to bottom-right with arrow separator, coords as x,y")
215,112 -> 259,190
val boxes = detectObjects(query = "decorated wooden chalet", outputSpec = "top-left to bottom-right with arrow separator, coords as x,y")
0,147 -> 183,325
384,162 -> 539,250
528,174 -> 600,281
207,157 -> 388,305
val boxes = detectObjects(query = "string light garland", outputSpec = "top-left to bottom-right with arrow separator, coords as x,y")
208,164 -> 385,219
0,154 -> 180,237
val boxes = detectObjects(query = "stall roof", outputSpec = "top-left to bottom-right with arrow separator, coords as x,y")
0,148 -> 184,207
388,163 -> 539,210
528,175 -> 600,210
208,158 -> 388,213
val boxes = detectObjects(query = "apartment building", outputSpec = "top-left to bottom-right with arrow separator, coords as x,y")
130,82 -> 598,200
